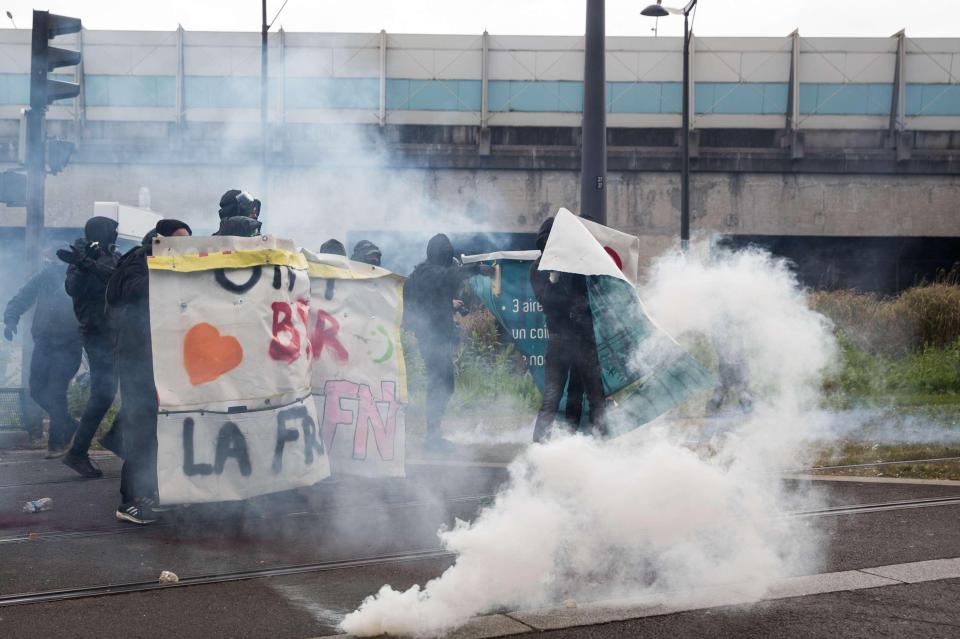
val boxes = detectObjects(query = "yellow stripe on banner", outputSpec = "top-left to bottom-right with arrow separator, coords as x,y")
148,248 -> 308,272
306,262 -> 403,282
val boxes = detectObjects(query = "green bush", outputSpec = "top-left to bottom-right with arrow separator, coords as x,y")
823,335 -> 960,405
401,309 -> 541,415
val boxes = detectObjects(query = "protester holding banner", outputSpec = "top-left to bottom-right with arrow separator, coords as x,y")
529,217 -> 606,442
58,217 -> 122,478
107,219 -> 192,524
403,234 -> 493,453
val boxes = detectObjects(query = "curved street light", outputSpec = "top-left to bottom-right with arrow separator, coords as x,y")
642,0 -> 698,249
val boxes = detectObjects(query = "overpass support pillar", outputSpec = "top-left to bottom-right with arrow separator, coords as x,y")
782,29 -> 804,159
889,29 -> 911,162
478,30 -> 491,156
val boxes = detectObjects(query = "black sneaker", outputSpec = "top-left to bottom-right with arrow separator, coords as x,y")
62,453 -> 104,478
116,502 -> 157,525
140,497 -> 174,513
45,442 -> 69,460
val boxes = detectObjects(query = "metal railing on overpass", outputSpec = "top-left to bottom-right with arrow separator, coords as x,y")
0,29 -> 958,131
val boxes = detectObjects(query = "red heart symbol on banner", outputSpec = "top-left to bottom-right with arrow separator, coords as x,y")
183,322 -> 244,386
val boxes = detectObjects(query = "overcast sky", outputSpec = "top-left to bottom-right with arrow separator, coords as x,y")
0,1 -> 957,38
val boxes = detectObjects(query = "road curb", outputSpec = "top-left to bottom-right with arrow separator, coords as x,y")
785,473 -> 960,486
332,556 -> 960,638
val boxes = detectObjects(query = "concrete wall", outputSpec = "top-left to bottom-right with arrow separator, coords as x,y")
8,163 -> 957,268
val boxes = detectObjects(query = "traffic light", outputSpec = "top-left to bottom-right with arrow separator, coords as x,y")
30,11 -> 82,111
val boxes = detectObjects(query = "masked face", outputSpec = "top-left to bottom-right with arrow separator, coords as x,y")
236,192 -> 257,218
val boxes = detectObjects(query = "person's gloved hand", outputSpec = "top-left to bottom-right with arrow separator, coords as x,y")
56,246 -> 82,265
3,323 -> 15,341
478,264 -> 495,277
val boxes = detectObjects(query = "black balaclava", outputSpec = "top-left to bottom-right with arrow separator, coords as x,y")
218,189 -> 242,219
351,240 -> 382,266
84,216 -> 119,248
319,239 -> 346,256
217,216 -> 262,237
425,233 -> 454,266
156,219 -> 192,237
536,217 -> 555,252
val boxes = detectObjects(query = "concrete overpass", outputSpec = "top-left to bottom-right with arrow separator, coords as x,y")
0,29 -> 958,284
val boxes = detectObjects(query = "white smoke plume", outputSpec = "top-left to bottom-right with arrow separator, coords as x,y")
340,241 -> 839,637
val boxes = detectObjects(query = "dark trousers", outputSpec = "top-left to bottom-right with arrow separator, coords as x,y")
419,339 -> 455,440
117,354 -> 158,503
120,425 -> 157,503
533,331 -> 606,442
29,336 -> 82,448
70,333 -> 118,457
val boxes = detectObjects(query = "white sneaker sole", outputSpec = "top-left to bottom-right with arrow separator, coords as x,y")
115,510 -> 157,525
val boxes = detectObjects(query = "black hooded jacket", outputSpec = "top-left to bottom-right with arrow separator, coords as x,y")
106,220 -> 192,365
65,217 -> 120,336
3,260 -> 79,341
403,234 -> 484,344
106,232 -> 153,363
529,217 -> 592,335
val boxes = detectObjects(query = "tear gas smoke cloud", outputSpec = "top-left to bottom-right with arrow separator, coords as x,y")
340,240 -> 839,637
260,125 -> 518,274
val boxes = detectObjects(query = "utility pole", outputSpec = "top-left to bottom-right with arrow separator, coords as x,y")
580,0 -> 606,225
680,5 -> 692,248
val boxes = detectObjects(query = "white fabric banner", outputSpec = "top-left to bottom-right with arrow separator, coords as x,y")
539,208 -> 640,284
305,252 -> 407,479
149,236 -> 331,504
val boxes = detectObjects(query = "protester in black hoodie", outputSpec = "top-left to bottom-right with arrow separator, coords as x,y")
215,189 -> 262,237
106,219 -> 192,524
3,255 -> 81,456
59,216 -> 121,477
404,234 -> 493,453
351,240 -> 382,266
529,217 -> 606,442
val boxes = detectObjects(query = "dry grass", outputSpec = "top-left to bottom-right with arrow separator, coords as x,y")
810,442 -> 960,481
810,282 -> 960,358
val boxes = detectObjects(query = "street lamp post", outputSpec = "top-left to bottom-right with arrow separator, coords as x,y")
261,1 -> 268,164
642,0 -> 697,249
260,1 -> 290,209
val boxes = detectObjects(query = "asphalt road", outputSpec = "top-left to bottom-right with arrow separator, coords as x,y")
534,578 -> 960,639
1,450 -> 959,638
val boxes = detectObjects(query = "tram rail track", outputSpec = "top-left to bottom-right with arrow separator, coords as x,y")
1,494 -> 960,608
0,548 -> 454,608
